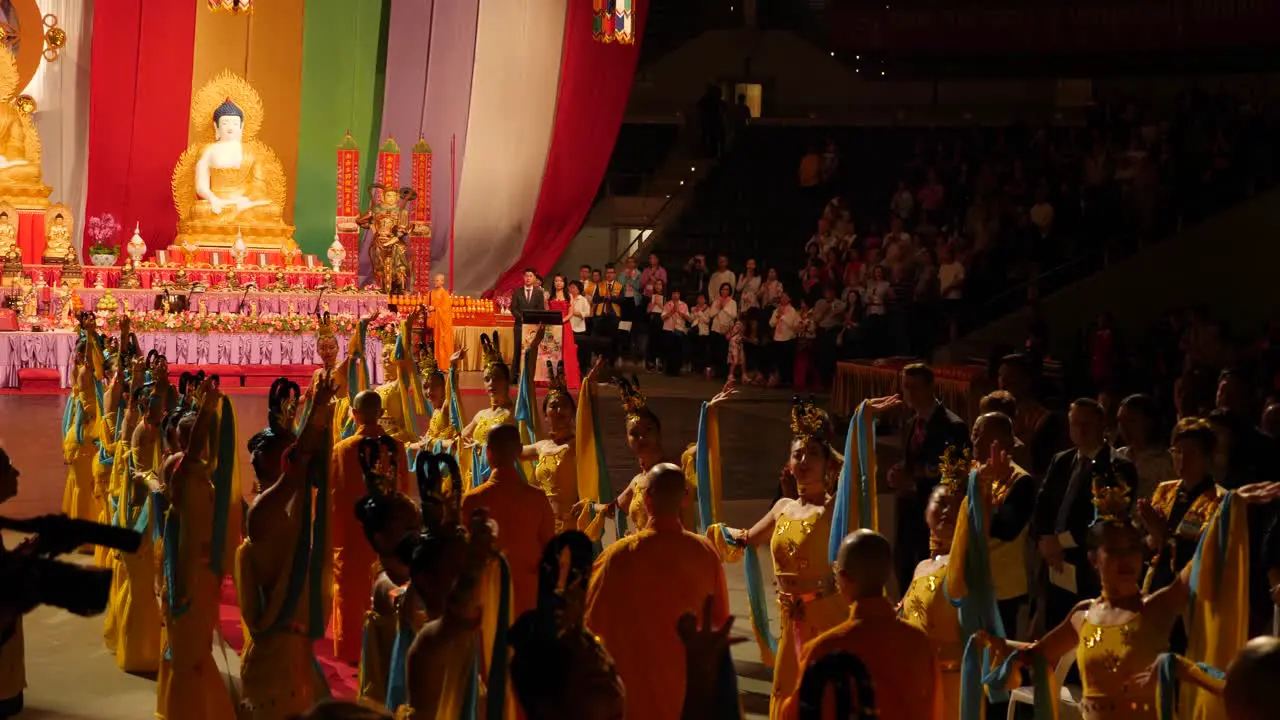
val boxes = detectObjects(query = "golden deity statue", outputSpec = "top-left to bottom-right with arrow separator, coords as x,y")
172,71 -> 293,250
0,48 -> 51,209
357,184 -> 413,294
0,203 -> 18,259
42,204 -> 75,263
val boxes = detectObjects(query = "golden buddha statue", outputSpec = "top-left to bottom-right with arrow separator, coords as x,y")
42,205 -> 75,263
172,71 -> 293,250
0,48 -> 51,209
0,204 -> 17,259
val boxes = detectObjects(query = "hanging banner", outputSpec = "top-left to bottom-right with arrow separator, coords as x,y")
410,137 -> 432,292
335,132 -> 361,274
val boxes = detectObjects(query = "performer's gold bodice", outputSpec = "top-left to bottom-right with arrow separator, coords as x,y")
534,442 -> 576,530
1075,606 -> 1171,718
425,408 -> 457,444
770,508 -> 831,581
901,563 -> 963,670
471,407 -> 513,445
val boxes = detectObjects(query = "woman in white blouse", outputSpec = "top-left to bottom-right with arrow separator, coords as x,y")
660,289 -> 690,376
707,282 -> 738,378
767,292 -> 800,387
567,281 -> 594,373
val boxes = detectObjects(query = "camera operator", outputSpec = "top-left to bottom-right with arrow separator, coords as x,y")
0,447 -> 25,718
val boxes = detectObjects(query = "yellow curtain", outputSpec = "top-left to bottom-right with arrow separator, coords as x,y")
190,0 -> 305,222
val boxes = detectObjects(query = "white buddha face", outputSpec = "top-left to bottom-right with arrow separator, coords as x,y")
214,114 -> 243,142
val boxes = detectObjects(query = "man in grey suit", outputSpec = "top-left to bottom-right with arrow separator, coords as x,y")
510,267 -> 546,377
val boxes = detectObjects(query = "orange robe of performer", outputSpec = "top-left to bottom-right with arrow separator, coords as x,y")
461,466 -> 554,619
427,287 -> 455,372
585,517 -> 729,720
329,425 -> 410,665
780,597 -> 943,720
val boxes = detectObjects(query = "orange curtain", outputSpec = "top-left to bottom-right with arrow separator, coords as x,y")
189,0 -> 306,222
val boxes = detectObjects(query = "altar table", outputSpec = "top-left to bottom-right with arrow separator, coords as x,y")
831,361 -> 987,422
0,325 -> 515,389
73,288 -> 389,316
21,264 -> 358,291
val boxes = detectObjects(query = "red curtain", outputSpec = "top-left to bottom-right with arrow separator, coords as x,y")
491,0 -> 648,294
84,0 -> 198,255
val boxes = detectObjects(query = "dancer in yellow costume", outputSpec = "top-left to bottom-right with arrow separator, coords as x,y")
408,343 -> 465,495
373,317 -> 427,447
351,435 -> 423,708
709,399 -> 850,719
62,320 -> 104,529
980,478 -> 1280,720
458,332 -> 517,489
302,313 -> 354,445
238,376 -> 338,719
157,377 -> 240,720
105,356 -> 165,674
93,331 -> 129,568
523,360 -> 587,531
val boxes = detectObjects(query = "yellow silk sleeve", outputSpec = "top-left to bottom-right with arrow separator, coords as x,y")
945,497 -> 972,600
1185,495 -> 1248,720
703,524 -> 745,564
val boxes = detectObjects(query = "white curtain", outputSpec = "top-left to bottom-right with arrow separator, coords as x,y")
449,0 -> 566,296
28,0 -> 92,260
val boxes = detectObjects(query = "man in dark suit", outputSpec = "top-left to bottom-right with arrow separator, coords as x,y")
886,363 -> 972,594
509,267 -> 546,378
1032,397 -> 1138,629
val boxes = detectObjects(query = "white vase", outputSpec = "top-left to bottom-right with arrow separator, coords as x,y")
90,253 -> 118,267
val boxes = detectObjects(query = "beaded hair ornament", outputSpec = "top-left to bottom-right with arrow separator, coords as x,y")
1092,474 -> 1132,524
545,361 -> 571,406
479,332 -> 506,376
616,375 -> 654,423
315,311 -> 337,346
416,338 -> 440,379
358,435 -> 401,497
790,396 -> 830,443
937,445 -> 973,493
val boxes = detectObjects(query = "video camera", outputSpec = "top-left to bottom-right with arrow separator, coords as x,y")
0,514 -> 142,619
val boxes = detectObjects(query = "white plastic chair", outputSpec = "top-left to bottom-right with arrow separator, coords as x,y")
1006,651 -> 1082,720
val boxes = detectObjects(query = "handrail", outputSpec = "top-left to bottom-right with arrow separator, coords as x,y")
613,186 -> 686,263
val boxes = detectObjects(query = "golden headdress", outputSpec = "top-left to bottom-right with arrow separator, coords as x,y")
315,311 -> 336,345
1092,474 -> 1132,524
790,396 -> 830,443
545,360 -> 570,406
616,376 -> 652,423
417,338 -> 439,378
938,445 -> 973,493
478,331 -> 506,375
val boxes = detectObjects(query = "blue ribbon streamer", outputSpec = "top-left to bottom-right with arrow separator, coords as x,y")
384,610 -> 416,711
486,555 -> 512,720
695,401 -> 713,533
830,403 -> 870,564
721,525 -> 778,659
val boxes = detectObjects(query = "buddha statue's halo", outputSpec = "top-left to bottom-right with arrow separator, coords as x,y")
189,71 -> 264,140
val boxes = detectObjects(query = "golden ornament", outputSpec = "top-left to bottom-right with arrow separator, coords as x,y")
42,14 -> 64,62
12,94 -> 34,114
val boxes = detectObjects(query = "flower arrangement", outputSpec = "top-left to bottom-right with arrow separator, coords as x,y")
367,313 -> 402,345
85,213 -> 123,257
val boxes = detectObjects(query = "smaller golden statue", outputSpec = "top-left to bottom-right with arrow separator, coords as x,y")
120,259 -> 141,289
357,184 -> 414,294
15,277 -> 36,320
42,204 -> 75,264
0,48 -> 52,209
0,204 -> 18,259
268,271 -> 289,292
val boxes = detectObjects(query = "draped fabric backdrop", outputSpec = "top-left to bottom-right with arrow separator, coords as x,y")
294,0 -> 389,257
493,0 -> 648,293
189,0 -> 306,222
29,0 -> 93,260
83,0 -> 197,254
449,0 -> 567,296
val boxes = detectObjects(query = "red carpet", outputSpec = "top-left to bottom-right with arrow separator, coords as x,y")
217,577 -> 360,698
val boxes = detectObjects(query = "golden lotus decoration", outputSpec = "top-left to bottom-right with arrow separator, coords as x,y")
172,71 -> 293,250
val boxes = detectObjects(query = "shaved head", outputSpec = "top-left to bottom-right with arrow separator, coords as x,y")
1226,636 -> 1280,720
645,462 -> 688,518
486,423 -> 522,467
834,530 -> 892,600
352,390 -> 383,425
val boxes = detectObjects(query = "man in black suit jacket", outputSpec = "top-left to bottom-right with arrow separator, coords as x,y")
1032,398 -> 1138,629
509,267 -> 546,377
887,363 -> 972,594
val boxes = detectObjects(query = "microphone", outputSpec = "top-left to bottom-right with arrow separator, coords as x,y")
313,284 -> 326,317
236,281 -> 257,314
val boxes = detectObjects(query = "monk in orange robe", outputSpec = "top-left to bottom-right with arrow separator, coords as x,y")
781,530 -> 942,720
427,273 -> 455,373
585,462 -> 729,720
329,390 -> 411,665
460,423 -> 554,619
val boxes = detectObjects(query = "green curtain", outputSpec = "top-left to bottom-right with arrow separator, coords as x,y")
295,0 -> 390,256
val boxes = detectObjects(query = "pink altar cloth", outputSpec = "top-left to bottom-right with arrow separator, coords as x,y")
0,330 -> 387,389
68,288 -> 389,316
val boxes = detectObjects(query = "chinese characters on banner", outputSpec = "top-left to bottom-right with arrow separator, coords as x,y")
410,138 -> 433,292
335,133 -> 361,274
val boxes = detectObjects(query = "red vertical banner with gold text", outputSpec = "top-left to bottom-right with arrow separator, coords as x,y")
335,132 -> 361,275
409,137 -> 432,292
376,138 -> 401,188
